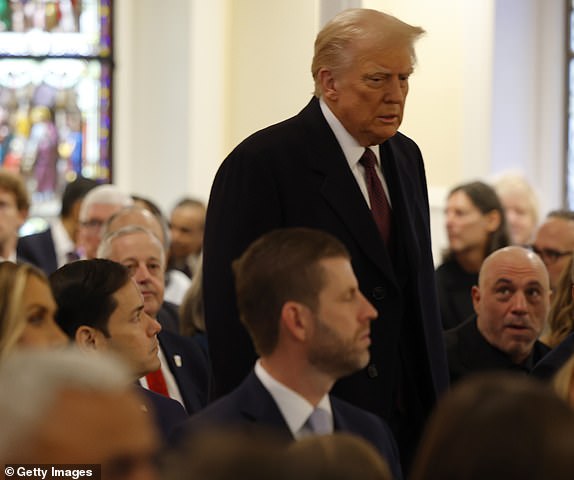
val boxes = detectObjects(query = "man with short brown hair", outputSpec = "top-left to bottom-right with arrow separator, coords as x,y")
0,168 -> 29,262
181,228 -> 402,479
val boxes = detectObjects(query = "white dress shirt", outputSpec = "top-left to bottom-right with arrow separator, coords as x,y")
319,97 -> 392,207
254,360 -> 333,438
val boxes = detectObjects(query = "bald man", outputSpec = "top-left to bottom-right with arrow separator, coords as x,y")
444,246 -> 551,384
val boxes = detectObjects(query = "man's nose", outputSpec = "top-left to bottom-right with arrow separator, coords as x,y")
511,290 -> 528,313
360,292 -> 378,323
146,313 -> 162,335
384,76 -> 404,102
134,262 -> 151,281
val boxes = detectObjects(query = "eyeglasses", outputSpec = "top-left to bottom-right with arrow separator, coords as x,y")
530,245 -> 573,264
80,219 -> 105,231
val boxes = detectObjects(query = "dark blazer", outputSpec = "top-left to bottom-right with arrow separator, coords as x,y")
137,385 -> 188,443
435,258 -> 478,330
177,371 -> 402,480
202,97 -> 449,462
17,228 -> 58,275
445,316 -> 551,384
531,332 -> 574,381
157,301 -> 180,334
158,329 -> 210,414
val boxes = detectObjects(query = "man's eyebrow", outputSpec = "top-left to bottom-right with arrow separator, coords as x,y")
493,278 -> 513,286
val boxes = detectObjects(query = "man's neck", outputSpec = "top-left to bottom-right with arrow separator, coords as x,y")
259,355 -> 333,407
0,242 -> 15,261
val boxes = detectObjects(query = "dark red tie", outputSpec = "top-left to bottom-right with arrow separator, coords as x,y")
360,148 -> 392,245
145,368 -> 169,397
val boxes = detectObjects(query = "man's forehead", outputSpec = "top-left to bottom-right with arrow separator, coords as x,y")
482,255 -> 547,286
110,233 -> 163,256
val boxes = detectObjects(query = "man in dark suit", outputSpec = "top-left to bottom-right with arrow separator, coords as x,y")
17,176 -> 97,274
49,259 -> 188,442
98,224 -> 209,413
182,228 -> 401,479
202,7 -> 448,468
445,246 -> 551,385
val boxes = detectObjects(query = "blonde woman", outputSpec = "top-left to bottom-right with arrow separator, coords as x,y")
541,256 -> 574,348
553,354 -> 574,408
0,261 -> 67,361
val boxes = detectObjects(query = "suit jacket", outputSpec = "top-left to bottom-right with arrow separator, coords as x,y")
137,385 -> 188,443
531,332 -> 574,381
157,301 -> 180,334
158,329 -> 210,414
445,316 -> 551,385
202,97 -> 449,462
177,371 -> 402,480
17,228 -> 58,275
435,258 -> 478,330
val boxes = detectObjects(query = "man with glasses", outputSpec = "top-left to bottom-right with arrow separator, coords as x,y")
532,210 -> 574,291
76,184 -> 133,259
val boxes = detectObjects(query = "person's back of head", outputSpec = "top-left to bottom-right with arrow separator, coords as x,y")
50,258 -> 131,338
0,348 -> 159,466
410,372 -> 574,480
163,428 -> 286,480
60,176 -> 98,219
284,432 -> 393,480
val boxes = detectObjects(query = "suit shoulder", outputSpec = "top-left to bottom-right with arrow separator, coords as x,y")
332,397 -> 392,433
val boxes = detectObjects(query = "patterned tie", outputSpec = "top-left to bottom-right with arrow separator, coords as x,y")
145,368 -> 169,397
359,148 -> 392,245
306,407 -> 332,435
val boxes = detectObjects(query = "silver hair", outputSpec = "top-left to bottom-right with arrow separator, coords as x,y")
102,205 -> 171,250
0,348 -> 132,459
79,184 -> 134,221
96,224 -> 166,266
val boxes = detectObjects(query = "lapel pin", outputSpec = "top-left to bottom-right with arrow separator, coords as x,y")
174,354 -> 182,367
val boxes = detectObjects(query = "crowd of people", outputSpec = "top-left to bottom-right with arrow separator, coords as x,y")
1,7 -> 574,480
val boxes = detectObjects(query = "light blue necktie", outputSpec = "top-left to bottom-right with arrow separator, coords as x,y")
306,407 -> 331,435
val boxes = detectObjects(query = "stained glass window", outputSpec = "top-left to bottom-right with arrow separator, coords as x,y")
0,0 -> 112,227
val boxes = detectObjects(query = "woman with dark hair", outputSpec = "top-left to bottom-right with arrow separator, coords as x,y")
436,181 -> 510,330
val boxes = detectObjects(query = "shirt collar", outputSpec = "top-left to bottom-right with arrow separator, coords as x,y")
254,360 -> 332,436
319,97 -> 380,168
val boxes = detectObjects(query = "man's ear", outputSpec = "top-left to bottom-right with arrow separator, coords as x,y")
75,326 -> 101,351
471,285 -> 481,315
280,301 -> 312,342
318,68 -> 338,102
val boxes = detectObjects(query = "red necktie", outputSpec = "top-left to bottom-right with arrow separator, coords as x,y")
360,148 -> 392,245
145,368 -> 169,397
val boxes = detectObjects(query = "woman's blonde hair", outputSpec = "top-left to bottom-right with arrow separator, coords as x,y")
0,262 -> 47,361
553,354 -> 574,405
544,257 -> 574,347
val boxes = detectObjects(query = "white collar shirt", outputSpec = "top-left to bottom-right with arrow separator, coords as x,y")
254,360 -> 333,439
319,97 -> 392,206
